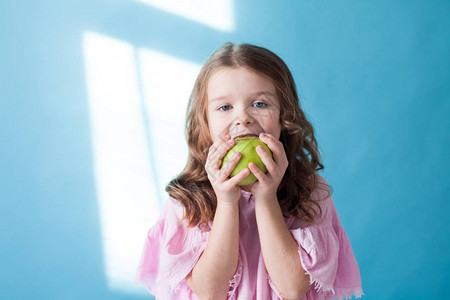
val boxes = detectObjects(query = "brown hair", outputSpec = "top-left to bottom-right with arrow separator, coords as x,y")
166,42 -> 330,227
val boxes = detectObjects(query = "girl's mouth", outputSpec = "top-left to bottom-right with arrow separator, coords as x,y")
234,133 -> 259,139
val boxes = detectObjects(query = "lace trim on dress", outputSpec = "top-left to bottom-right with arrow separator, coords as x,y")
297,242 -> 335,295
333,287 -> 364,300
227,258 -> 243,299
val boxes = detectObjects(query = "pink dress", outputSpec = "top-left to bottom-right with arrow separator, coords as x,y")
136,175 -> 363,299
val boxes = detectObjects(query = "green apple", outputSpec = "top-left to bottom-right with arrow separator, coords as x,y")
221,136 -> 273,186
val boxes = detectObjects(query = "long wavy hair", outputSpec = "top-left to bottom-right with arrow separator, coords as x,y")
166,42 -> 330,228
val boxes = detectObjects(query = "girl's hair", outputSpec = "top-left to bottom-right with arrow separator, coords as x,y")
166,42 -> 330,227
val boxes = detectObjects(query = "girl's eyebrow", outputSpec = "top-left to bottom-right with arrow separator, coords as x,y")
209,91 -> 276,102
209,95 -> 231,103
251,91 -> 276,98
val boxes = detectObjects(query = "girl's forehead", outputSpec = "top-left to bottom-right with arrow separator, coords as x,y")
206,67 -> 277,98
208,66 -> 272,82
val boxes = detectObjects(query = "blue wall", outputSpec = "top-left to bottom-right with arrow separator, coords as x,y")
1,1 -> 449,299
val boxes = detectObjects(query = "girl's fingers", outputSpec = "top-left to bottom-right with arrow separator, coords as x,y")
207,135 -> 230,156
258,133 -> 288,171
248,162 -> 267,181
255,145 -> 276,172
228,167 -> 250,186
258,133 -> 283,155
218,150 -> 241,180
207,136 -> 235,170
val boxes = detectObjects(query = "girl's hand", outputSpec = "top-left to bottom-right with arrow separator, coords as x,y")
249,133 -> 288,201
205,135 -> 251,205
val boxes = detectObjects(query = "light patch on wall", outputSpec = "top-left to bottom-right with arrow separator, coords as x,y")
82,31 -> 200,294
137,48 -> 200,201
133,0 -> 234,31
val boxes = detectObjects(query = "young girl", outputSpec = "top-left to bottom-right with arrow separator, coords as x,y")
136,43 -> 363,300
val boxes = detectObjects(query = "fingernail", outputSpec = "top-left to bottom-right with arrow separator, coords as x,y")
260,133 -> 266,138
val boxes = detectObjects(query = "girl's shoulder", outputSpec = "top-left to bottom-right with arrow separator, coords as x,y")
158,197 -> 209,232
289,174 -> 338,229
312,173 -> 332,202
157,197 -> 188,226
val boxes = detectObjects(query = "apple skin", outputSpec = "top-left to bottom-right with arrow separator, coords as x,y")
221,136 -> 273,186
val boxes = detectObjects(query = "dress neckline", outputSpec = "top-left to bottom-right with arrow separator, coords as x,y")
241,189 -> 253,201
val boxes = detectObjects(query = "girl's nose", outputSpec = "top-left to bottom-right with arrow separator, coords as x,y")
235,108 -> 253,125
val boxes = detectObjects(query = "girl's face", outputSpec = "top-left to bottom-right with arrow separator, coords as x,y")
206,67 -> 282,143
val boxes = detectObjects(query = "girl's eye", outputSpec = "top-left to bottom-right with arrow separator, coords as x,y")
218,105 -> 232,111
253,101 -> 266,108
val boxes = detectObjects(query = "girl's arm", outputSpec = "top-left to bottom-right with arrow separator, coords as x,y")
187,135 -> 249,299
249,133 -> 310,299
186,201 -> 239,300
255,197 -> 310,300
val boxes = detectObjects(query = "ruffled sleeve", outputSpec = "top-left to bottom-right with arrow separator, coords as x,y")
135,198 -> 209,299
288,175 -> 363,300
